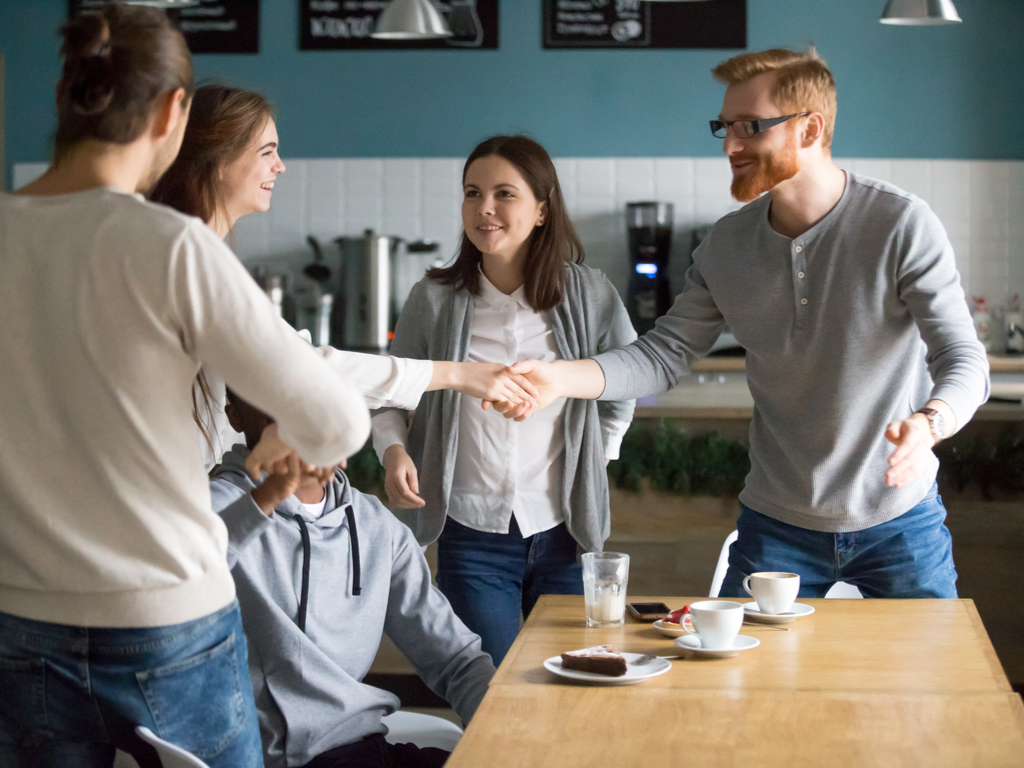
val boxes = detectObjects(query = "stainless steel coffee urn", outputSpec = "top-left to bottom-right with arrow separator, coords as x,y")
332,230 -> 403,352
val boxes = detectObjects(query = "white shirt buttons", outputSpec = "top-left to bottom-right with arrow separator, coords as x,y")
794,245 -> 803,253
798,271 -> 805,279
801,298 -> 808,305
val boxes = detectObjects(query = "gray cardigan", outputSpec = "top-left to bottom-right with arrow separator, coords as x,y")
375,262 -> 636,553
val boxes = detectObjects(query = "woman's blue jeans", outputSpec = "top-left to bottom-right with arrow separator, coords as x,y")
720,484 -> 958,599
436,517 -> 584,667
0,600 -> 264,768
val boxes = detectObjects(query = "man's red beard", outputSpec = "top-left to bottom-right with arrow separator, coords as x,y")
730,139 -> 801,203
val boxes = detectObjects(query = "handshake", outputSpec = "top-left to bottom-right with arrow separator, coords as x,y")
245,358 -> 590,490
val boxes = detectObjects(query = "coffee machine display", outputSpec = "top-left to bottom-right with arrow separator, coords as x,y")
626,201 -> 673,335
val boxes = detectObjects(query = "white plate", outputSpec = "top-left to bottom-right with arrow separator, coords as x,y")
743,602 -> 816,624
653,619 -> 690,638
543,653 -> 673,685
673,634 -> 760,659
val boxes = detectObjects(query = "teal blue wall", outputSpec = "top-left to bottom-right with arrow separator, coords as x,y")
2,0 -> 1023,188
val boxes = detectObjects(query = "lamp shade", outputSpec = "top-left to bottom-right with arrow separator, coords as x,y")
125,0 -> 200,7
880,0 -> 962,25
371,0 -> 452,40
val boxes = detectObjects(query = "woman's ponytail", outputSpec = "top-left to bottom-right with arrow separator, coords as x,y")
54,5 -> 194,161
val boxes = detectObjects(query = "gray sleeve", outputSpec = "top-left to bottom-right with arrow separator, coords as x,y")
381,510 -> 495,723
371,279 -> 432,423
594,254 -> 726,401
594,275 -> 638,425
896,201 -> 990,431
210,476 -> 272,568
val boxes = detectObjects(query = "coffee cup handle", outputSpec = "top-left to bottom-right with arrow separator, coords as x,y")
742,575 -> 754,597
681,617 -> 697,636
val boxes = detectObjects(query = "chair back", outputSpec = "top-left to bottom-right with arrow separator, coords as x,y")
135,727 -> 211,768
382,710 -> 463,752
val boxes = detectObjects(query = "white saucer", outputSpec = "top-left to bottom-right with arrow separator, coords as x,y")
743,602 -> 815,625
673,634 -> 760,659
653,619 -> 690,638
543,653 -> 673,685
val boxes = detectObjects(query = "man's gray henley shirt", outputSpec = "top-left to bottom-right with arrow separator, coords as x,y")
595,173 -> 990,532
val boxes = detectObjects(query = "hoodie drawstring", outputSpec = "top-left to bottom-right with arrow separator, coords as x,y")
345,505 -> 362,596
295,516 -> 312,633
292,504 -> 361,634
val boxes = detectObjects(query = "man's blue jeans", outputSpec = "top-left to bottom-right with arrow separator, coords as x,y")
436,517 -> 584,667
0,600 -> 264,768
720,484 -> 958,599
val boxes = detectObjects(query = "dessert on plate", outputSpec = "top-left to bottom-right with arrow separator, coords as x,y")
560,644 -> 628,677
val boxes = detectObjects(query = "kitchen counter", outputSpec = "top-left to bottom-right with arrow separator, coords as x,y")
637,361 -> 1024,421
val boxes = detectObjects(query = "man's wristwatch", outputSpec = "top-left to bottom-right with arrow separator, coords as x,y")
916,407 -> 947,442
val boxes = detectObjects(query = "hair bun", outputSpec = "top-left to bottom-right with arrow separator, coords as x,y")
61,12 -> 115,116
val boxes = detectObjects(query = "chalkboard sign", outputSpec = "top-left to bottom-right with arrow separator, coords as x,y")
69,0 -> 260,55
543,0 -> 745,49
300,1 -> 498,50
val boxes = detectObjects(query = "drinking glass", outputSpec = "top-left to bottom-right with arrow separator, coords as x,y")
582,552 -> 629,628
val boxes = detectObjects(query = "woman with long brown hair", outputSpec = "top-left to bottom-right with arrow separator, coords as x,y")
372,135 -> 637,666
151,86 -> 541,471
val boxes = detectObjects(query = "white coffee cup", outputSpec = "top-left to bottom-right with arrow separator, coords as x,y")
681,600 -> 744,649
742,572 -> 800,615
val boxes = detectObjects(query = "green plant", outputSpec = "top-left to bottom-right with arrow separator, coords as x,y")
610,421 -> 750,497
345,439 -> 387,499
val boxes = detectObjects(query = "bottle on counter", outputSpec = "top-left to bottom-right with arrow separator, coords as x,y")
1006,294 -> 1024,354
972,296 -> 993,351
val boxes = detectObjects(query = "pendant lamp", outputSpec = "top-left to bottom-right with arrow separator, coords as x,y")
880,0 -> 962,25
372,0 -> 453,40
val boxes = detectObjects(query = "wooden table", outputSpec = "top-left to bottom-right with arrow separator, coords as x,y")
446,596 -> 1024,767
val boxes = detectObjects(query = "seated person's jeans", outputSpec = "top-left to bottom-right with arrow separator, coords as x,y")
720,483 -> 958,599
436,517 -> 583,667
0,600 -> 263,768
302,733 -> 448,768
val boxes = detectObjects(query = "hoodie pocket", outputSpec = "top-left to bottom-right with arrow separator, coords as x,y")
136,632 -> 245,759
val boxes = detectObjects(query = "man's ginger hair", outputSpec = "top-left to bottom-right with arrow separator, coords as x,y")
712,48 -> 837,152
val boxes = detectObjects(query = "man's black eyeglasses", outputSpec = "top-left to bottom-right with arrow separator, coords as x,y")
709,112 -> 810,139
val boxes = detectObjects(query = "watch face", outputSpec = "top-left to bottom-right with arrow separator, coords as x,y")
933,412 -> 947,438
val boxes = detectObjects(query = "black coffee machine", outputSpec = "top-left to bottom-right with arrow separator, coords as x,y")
626,201 -> 673,335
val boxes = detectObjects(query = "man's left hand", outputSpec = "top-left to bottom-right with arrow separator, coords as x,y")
884,414 -> 935,488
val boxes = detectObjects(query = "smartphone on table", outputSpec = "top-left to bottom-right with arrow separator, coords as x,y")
626,602 -> 671,622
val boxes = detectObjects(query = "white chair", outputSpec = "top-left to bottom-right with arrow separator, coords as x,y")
132,727 -> 211,768
382,710 -> 464,752
116,712 -> 464,767
710,530 -> 863,599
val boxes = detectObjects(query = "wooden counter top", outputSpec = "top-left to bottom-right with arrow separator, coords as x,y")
636,361 -> 1024,421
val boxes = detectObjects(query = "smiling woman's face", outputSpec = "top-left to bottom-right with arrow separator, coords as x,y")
220,117 -> 286,223
462,155 -> 547,263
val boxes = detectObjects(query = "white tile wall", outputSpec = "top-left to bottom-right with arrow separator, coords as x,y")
12,157 -> 1024,309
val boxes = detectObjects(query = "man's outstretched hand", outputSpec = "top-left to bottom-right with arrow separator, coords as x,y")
884,414 -> 936,488
485,360 -> 561,421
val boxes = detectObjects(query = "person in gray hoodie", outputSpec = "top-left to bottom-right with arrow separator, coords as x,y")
209,390 -> 496,768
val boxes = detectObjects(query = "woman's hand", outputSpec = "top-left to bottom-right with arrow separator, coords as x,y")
245,423 -> 296,479
383,444 -> 426,509
251,452 -> 302,517
494,360 -> 561,420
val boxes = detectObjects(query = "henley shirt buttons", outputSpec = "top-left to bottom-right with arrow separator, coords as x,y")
794,245 -> 803,253
798,271 -> 805,279
801,298 -> 809,305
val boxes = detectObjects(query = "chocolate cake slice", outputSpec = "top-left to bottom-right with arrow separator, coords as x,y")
560,644 -> 628,677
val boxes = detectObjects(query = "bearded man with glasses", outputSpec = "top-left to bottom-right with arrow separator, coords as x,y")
504,48 -> 989,600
